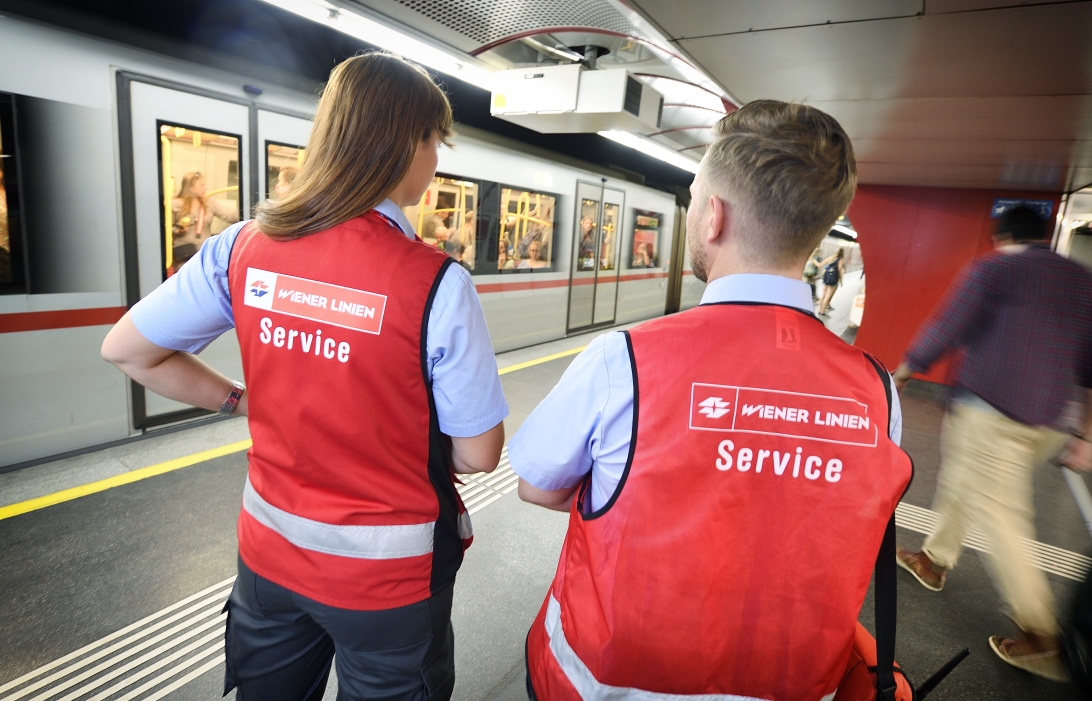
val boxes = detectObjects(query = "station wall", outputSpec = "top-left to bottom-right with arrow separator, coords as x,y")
849,185 -> 1063,383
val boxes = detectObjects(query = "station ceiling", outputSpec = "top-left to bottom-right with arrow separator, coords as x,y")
627,0 -> 1092,192
344,0 -> 1092,192
8,0 -> 1092,193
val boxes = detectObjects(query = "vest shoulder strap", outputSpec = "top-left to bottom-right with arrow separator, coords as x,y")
862,352 -> 899,701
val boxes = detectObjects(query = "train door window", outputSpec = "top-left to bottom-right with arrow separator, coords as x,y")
0,92 -> 27,293
267,141 -> 305,200
499,186 -> 556,272
592,189 -> 625,326
405,175 -> 480,270
630,210 -> 662,269
576,197 -> 600,272
599,203 -> 620,271
157,123 -> 242,278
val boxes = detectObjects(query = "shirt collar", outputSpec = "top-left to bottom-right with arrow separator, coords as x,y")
700,273 -> 815,314
373,199 -> 417,240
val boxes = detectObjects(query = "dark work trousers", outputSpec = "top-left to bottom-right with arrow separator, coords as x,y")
223,558 -> 455,701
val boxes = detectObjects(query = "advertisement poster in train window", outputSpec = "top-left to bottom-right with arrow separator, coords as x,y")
499,186 -> 556,272
0,92 -> 26,293
267,141 -> 305,200
404,175 -> 480,270
631,209 -> 661,268
157,122 -> 242,279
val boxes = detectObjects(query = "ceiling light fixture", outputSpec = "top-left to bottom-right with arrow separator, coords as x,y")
832,224 -> 858,239
598,131 -> 700,174
255,0 -> 495,91
257,0 -> 703,176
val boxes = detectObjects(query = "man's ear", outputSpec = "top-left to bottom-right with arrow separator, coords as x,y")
707,195 -> 728,244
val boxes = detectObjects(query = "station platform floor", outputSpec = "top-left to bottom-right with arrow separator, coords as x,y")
2,323 -> 1091,701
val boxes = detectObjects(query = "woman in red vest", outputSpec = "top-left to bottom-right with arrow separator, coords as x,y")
102,54 -> 508,701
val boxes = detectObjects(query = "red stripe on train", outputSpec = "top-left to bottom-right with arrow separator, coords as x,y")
0,306 -> 127,333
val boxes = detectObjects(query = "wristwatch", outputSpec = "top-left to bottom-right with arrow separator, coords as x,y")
219,381 -> 246,416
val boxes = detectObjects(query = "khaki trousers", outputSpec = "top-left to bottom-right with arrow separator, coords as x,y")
922,402 -> 1069,637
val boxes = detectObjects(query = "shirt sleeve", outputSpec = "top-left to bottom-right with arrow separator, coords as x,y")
129,223 -> 243,353
903,257 -> 998,374
889,374 -> 903,446
508,332 -> 634,496
427,264 -> 509,437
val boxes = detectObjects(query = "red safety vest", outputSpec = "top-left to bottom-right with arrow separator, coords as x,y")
228,213 -> 472,611
527,303 -> 913,701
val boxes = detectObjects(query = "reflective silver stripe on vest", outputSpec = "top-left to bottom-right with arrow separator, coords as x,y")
242,477 -> 435,559
545,596 -> 835,701
458,510 -> 473,540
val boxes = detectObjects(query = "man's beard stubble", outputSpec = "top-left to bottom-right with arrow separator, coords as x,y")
686,222 -> 709,283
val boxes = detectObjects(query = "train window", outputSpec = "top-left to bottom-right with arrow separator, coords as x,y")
499,187 -> 556,272
267,141 -> 305,200
157,122 -> 242,278
576,198 -> 599,271
599,202 -> 620,270
630,210 -> 662,269
0,92 -> 27,294
405,175 -> 479,270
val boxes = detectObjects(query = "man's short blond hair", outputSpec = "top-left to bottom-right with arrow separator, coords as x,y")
701,100 -> 857,268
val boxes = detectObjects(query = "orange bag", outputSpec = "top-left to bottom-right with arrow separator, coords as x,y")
833,622 -> 913,701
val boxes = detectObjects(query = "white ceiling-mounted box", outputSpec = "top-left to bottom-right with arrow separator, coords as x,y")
490,64 -> 583,116
491,66 -> 664,135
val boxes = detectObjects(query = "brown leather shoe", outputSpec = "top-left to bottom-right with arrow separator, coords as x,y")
990,632 -> 1068,682
895,547 -> 946,592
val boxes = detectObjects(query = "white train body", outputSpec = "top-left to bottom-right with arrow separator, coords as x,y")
0,14 -> 704,468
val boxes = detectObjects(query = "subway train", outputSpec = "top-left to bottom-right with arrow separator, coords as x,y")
0,14 -> 702,468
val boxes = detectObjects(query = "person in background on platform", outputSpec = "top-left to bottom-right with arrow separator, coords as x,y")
273,166 -> 298,198
101,53 -> 507,701
171,171 -> 241,271
511,100 -> 912,701
803,246 -> 823,300
817,247 -> 844,316
893,205 -> 1092,681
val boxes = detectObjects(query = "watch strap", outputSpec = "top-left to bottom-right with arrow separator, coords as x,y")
219,381 -> 245,416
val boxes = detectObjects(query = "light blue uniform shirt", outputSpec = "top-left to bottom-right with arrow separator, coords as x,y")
509,274 -> 903,511
130,200 -> 508,438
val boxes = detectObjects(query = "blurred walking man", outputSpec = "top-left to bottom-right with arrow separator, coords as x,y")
511,101 -> 913,701
894,206 -> 1092,681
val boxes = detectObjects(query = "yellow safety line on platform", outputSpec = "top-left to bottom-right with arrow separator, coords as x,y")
0,440 -> 252,522
497,345 -> 585,375
0,345 -> 586,521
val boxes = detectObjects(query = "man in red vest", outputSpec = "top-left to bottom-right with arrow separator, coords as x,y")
510,100 -> 913,701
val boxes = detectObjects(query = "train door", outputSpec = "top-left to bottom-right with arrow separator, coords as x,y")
258,109 -> 311,202
664,203 -> 688,314
566,181 -> 625,333
120,77 -> 250,428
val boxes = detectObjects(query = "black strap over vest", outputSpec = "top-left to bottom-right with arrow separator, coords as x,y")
864,355 -> 901,701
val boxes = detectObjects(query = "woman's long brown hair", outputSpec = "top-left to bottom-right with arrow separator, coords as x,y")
175,172 -> 206,216
255,52 -> 453,239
